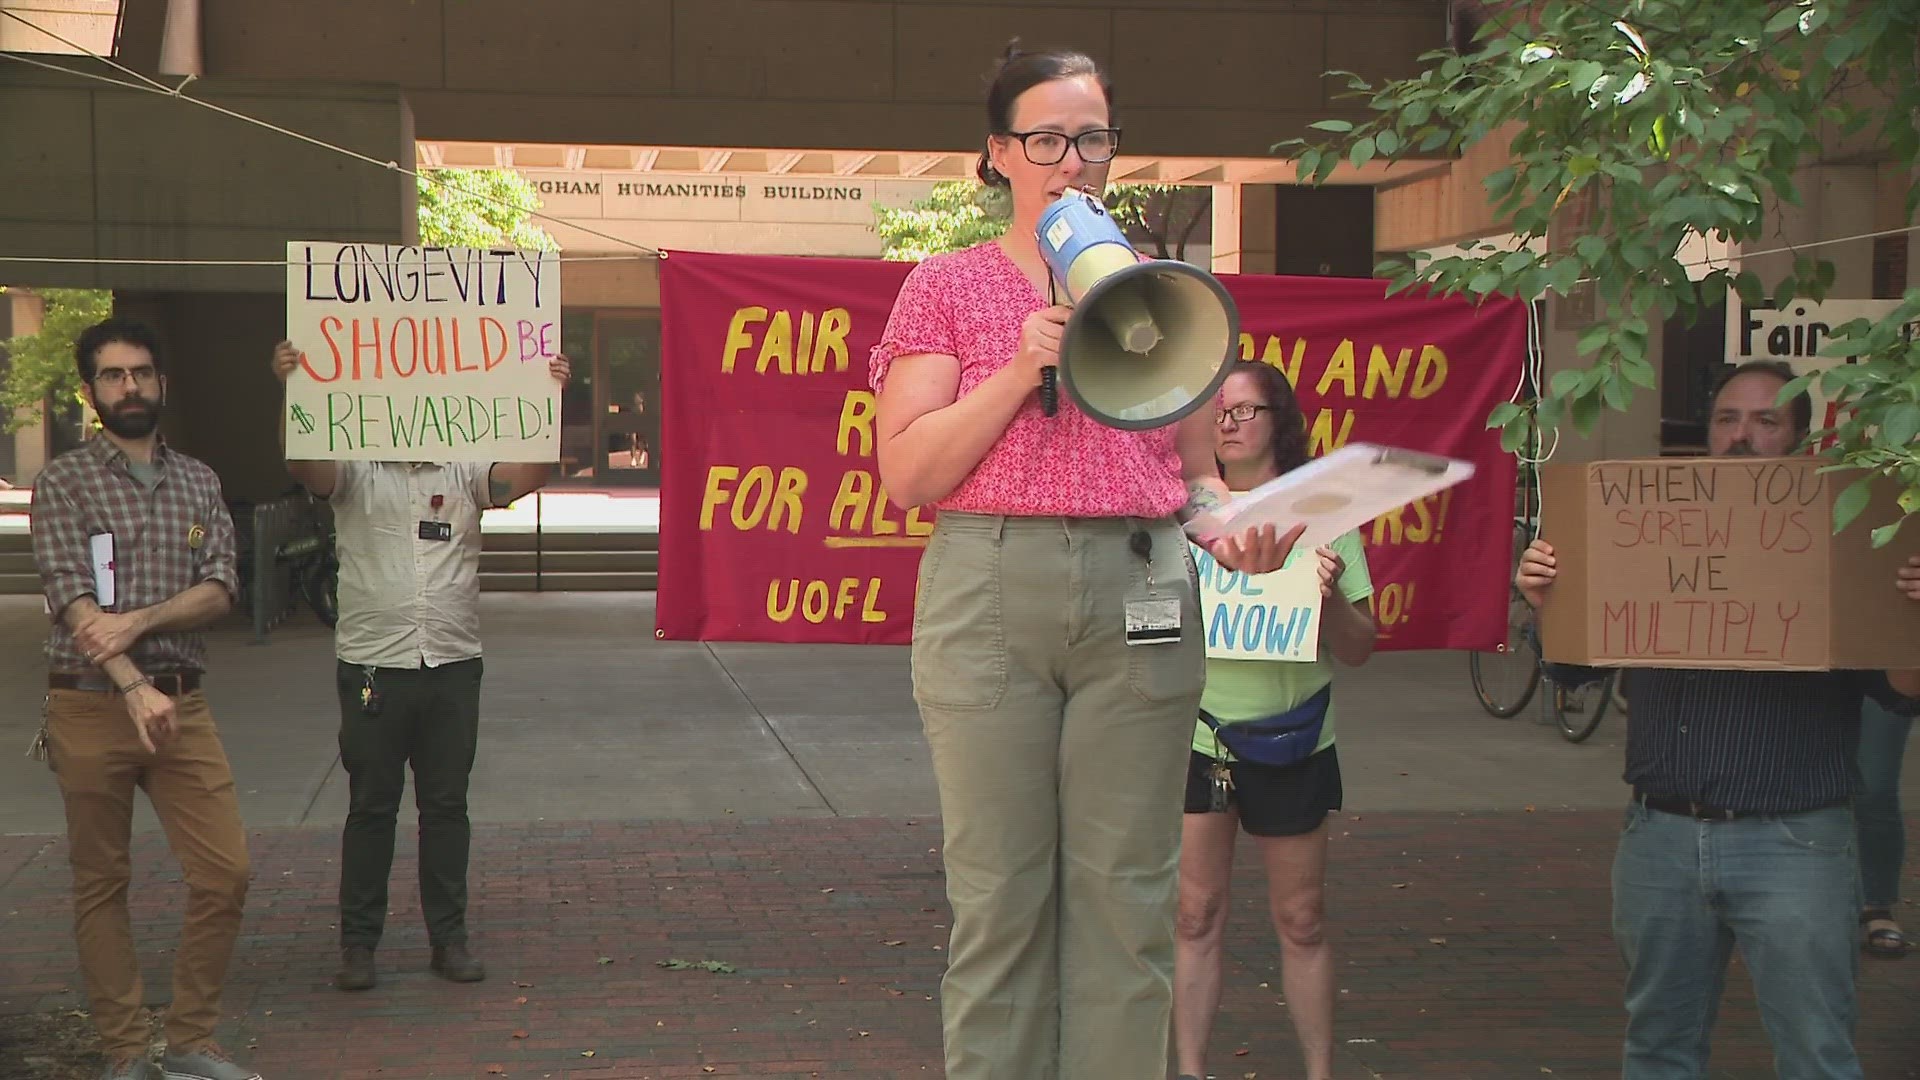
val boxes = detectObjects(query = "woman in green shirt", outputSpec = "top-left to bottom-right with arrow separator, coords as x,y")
1173,360 -> 1379,1080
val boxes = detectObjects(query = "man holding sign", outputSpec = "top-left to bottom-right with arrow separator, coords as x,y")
273,336 -> 569,994
1173,362 -> 1378,1080
1518,361 -> 1920,1080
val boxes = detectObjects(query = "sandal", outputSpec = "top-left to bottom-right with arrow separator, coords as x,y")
1862,909 -> 1910,959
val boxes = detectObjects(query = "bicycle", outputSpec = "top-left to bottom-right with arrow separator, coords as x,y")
1466,400 -> 1624,742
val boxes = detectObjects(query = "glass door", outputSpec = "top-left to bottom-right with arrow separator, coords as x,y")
558,313 -> 598,482
596,315 -> 661,487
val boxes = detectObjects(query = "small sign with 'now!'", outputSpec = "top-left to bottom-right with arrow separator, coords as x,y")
1190,543 -> 1322,662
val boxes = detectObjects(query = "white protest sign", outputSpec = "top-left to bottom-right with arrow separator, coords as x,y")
1725,299 -> 1920,449
284,242 -> 562,462
1190,543 -> 1322,661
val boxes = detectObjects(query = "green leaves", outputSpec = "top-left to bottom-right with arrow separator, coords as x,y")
1765,6 -> 1805,35
1271,0 -> 1920,537
1,287 -> 111,434
417,169 -> 557,252
872,179 -> 1010,261
1833,474 -> 1875,533
1885,404 -> 1920,448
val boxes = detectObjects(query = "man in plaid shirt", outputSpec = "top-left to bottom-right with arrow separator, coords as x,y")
31,319 -> 263,1080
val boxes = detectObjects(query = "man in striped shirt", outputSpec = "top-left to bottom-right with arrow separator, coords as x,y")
31,319 -> 262,1080
1518,361 -> 1920,1080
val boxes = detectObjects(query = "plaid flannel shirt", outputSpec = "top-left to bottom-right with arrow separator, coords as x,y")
31,435 -> 238,675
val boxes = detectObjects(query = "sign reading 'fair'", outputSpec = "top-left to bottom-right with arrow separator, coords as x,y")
1539,457 -> 1920,670
1191,544 -> 1322,662
284,242 -> 562,462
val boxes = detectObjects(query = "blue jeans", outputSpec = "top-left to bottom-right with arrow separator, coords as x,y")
1855,699 -> 1911,909
1612,801 -> 1862,1080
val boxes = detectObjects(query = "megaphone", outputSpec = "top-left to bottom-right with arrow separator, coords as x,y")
1034,188 -> 1240,429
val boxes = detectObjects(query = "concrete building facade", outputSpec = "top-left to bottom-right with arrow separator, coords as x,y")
4,0 -> 1443,496
5,0 -> 1908,499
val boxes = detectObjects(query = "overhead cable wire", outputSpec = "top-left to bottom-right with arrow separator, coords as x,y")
0,12 -> 666,259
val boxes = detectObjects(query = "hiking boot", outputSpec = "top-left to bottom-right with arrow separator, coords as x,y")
431,942 -> 485,983
160,1042 -> 263,1080
100,1055 -> 155,1080
334,944 -> 376,992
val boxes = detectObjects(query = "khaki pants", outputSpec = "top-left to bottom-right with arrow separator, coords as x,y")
913,513 -> 1204,1080
45,688 -> 251,1058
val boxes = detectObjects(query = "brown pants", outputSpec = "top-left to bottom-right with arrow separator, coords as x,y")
45,687 -> 251,1058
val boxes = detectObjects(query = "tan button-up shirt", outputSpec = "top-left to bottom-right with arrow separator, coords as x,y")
331,461 -> 492,669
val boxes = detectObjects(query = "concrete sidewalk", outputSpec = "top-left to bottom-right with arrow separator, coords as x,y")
3,594 -> 1917,1079
2,816 -> 1916,1079
0,592 -> 1719,837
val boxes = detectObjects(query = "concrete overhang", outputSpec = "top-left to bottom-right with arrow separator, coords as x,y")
417,140 -> 1454,188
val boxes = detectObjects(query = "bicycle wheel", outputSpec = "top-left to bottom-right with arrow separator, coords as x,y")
1552,670 -> 1616,744
1469,585 -> 1542,718
301,553 -> 339,628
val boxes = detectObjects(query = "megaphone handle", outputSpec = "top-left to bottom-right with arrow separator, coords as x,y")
1040,365 -> 1059,416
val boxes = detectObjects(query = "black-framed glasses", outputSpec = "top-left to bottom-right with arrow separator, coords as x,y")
91,366 -> 160,389
1001,127 -> 1122,166
1215,403 -> 1270,426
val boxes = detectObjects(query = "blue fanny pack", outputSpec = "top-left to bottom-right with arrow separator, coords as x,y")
1199,683 -> 1332,768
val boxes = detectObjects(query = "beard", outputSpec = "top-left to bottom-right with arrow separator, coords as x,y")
97,394 -> 162,439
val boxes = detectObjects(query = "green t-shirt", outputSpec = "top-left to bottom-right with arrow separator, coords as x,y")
1191,527 -> 1374,760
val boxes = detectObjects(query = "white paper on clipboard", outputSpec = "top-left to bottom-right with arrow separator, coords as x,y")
1208,442 -> 1477,551
89,532 -> 116,609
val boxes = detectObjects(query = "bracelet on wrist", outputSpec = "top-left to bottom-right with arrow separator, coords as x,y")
116,677 -> 151,695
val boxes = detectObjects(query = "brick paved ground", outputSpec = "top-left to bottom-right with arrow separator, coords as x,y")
3,814 -> 1916,1080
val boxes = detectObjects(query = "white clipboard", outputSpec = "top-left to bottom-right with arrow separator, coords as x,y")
89,532 -> 116,609
1207,442 -> 1476,551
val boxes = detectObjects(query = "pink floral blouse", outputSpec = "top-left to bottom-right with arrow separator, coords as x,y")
868,241 -> 1187,518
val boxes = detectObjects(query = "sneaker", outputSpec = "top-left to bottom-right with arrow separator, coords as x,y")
430,942 -> 486,983
100,1055 -> 155,1080
160,1042 -> 263,1080
335,945 -> 376,992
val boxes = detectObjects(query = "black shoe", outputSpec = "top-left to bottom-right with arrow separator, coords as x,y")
431,942 -> 485,983
335,945 -> 376,992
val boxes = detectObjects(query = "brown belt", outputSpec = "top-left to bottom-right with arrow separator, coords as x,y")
49,672 -> 201,696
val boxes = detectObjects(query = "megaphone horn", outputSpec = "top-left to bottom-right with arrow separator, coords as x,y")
1034,188 -> 1241,430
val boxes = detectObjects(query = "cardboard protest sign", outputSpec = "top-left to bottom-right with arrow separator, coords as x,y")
1538,457 -> 1920,670
1191,543 -> 1322,661
284,242 -> 561,462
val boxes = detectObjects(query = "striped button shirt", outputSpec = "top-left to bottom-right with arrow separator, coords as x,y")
31,436 -> 239,675
1552,664 -> 1919,814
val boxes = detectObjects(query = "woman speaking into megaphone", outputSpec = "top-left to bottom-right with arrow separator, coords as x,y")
867,40 -> 1303,1080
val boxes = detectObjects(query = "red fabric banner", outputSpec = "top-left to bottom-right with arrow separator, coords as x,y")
656,249 -> 1524,651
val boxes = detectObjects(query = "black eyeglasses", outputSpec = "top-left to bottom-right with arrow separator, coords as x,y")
1000,127 -> 1122,166
91,366 -> 160,389
1215,403 -> 1271,426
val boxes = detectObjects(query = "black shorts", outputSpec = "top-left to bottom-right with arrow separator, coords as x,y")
1183,744 -> 1343,837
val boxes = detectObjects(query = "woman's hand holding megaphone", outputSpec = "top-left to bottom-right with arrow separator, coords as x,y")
1016,305 -> 1073,409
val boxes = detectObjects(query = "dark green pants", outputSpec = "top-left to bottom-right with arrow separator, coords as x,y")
335,658 -> 482,948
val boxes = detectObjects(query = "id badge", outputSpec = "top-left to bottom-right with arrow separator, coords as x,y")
1125,596 -> 1182,646
417,520 -> 453,542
